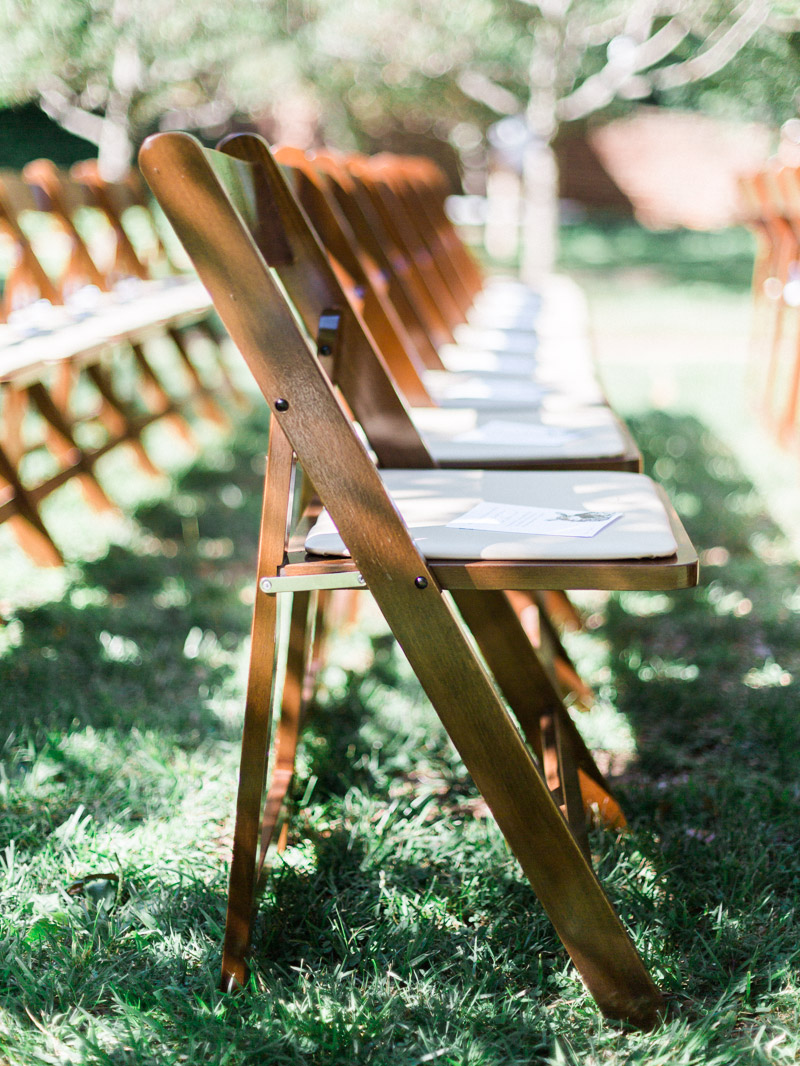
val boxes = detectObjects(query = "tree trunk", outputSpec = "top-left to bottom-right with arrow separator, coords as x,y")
97,114 -> 135,181
520,138 -> 559,286
520,0 -> 569,285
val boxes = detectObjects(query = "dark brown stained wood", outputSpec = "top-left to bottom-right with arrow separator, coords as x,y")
214,134 -> 435,471
222,417 -> 294,989
139,131 -> 689,1026
273,146 -> 435,407
316,155 -> 453,356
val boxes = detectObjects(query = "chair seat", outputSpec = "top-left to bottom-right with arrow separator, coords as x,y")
306,468 -> 679,561
423,369 -> 605,409
468,275 -> 590,335
411,405 -> 627,463
0,277 -> 212,384
437,344 -> 539,374
453,323 -> 539,354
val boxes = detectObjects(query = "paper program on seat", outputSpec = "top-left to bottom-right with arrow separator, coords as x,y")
447,500 -> 622,538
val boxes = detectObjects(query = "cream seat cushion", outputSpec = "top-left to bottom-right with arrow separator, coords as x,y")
423,369 -> 605,409
412,405 -> 626,463
0,277 -> 211,383
305,469 -> 678,561
453,324 -> 539,354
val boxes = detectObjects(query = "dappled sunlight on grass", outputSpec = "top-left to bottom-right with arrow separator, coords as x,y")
2,399 -> 800,1063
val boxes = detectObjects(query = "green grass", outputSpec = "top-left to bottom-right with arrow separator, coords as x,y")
558,217 -> 756,292
3,274 -> 800,1062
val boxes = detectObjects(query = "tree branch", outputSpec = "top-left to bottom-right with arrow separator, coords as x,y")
557,13 -> 692,120
38,84 -> 106,146
652,0 -> 771,89
457,70 -> 521,115
159,96 -> 237,132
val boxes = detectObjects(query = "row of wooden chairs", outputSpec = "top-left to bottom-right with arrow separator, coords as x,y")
739,163 -> 800,446
139,131 -> 699,1028
0,159 -> 243,566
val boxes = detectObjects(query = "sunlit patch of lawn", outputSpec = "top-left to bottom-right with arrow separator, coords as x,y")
2,257 -> 800,1062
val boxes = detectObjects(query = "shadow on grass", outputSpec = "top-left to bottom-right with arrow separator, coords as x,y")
598,411 -> 800,1005
2,407 -> 272,743
3,406 -> 800,1063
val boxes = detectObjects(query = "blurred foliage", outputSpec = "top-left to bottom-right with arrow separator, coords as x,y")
558,219 -> 757,290
0,0 -> 799,172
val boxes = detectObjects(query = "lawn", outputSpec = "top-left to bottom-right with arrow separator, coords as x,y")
1,224 -> 799,1064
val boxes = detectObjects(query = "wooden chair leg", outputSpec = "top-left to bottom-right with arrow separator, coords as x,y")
0,439 -> 63,566
452,590 -> 625,831
308,588 -> 332,683
130,342 -> 197,448
258,589 -> 315,863
26,382 -> 116,513
194,319 -> 250,410
507,590 -> 595,711
221,586 -> 279,990
221,423 -> 295,991
538,589 -> 583,631
390,586 -> 661,1026
85,362 -> 162,477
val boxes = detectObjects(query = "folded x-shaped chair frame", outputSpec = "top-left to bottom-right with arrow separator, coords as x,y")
140,130 -> 698,1028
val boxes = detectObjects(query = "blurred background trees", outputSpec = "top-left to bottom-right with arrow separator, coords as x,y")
1,0 -> 799,274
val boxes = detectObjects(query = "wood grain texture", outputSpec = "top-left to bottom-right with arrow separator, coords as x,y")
138,131 -> 692,1025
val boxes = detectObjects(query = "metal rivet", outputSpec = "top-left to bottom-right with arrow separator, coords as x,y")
414,576 -> 428,589
318,344 -> 332,356
259,578 -> 273,593
274,398 -> 289,412
357,575 -> 366,586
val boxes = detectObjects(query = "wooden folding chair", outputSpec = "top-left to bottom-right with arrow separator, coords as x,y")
744,168 -> 797,419
140,130 -> 699,1028
349,154 -> 561,345
218,136 -> 612,741
221,135 -> 642,789
254,139 -> 598,714
0,161 -> 230,564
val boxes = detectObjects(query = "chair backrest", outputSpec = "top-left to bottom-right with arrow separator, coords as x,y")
379,153 -> 485,298
70,160 -> 152,282
0,171 -> 61,315
22,159 -> 109,293
312,152 -> 454,352
347,156 -> 464,341
364,154 -> 475,316
215,134 -> 434,469
272,145 -> 434,403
